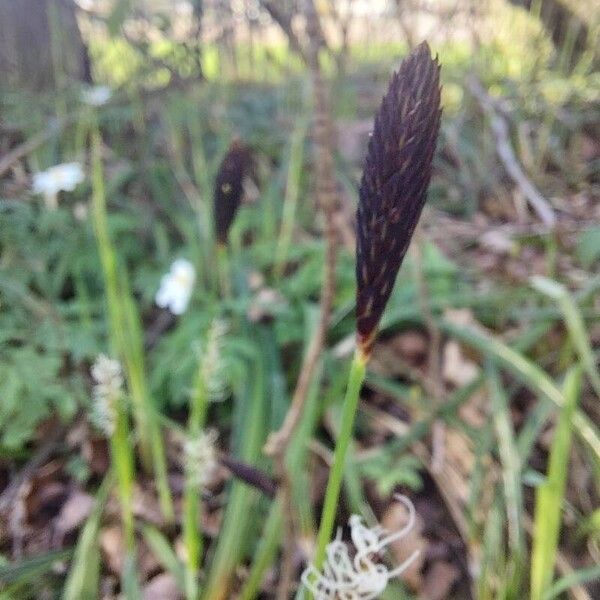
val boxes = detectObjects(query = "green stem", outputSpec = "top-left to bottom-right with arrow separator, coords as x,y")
183,370 -> 209,600
111,400 -> 136,551
91,122 -> 173,522
313,351 -> 367,568
216,244 -> 231,299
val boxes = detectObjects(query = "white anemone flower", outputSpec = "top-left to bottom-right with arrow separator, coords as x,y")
155,258 -> 196,315
81,85 -> 112,106
90,354 -> 124,436
32,162 -> 85,210
302,495 -> 420,599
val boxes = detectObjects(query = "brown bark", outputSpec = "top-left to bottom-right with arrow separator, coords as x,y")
0,0 -> 91,93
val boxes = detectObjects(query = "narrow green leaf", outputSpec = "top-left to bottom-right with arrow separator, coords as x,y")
440,320 -> 600,464
530,366 -> 582,600
531,276 -> 600,399
142,525 -> 186,591
63,473 -> 113,600
542,565 -> 600,600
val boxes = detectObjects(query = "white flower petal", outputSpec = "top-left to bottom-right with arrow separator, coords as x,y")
81,85 -> 112,106
154,259 -> 196,315
32,162 -> 85,199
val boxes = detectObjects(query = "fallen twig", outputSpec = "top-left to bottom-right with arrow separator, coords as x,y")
468,77 -> 556,228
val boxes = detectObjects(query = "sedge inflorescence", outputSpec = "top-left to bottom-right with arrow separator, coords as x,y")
213,140 -> 255,245
302,495 -> 420,599
90,354 -> 124,436
183,428 -> 219,488
199,318 -> 230,402
355,42 -> 441,359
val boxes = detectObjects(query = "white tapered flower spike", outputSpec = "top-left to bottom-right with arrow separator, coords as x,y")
184,428 -> 219,488
302,495 -> 420,599
90,354 -> 124,436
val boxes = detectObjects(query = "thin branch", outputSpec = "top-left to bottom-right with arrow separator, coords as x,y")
265,2 -> 339,597
258,0 -> 307,62
468,77 -> 557,228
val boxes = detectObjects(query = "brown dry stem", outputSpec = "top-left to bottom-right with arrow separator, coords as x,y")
266,2 -> 339,598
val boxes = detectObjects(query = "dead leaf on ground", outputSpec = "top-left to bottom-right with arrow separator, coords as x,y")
132,483 -> 165,526
53,489 -> 95,542
442,340 -> 479,388
420,560 -> 461,600
143,573 -> 183,600
100,525 -> 125,574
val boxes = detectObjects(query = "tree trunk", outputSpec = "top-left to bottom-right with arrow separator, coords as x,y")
507,0 -> 596,68
0,0 -> 91,94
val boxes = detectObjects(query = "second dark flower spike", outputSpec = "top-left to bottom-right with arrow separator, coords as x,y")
356,42 -> 441,359
213,140 -> 254,245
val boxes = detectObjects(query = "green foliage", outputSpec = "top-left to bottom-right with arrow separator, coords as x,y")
358,451 -> 423,496
2,3 -> 599,598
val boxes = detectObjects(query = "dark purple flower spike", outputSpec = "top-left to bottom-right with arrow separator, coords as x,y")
356,42 -> 442,359
213,140 -> 255,245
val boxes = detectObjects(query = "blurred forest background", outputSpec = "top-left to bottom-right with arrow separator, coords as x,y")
0,1 -> 599,599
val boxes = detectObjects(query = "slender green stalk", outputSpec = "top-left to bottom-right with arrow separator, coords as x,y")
202,352 -> 266,600
120,277 -> 174,521
183,367 -> 209,600
216,244 -> 231,299
313,350 -> 367,568
487,362 -> 525,592
111,400 -> 136,551
90,124 -> 173,521
531,276 -> 600,400
274,120 -> 307,280
531,366 -> 582,600
63,472 -> 113,600
238,500 -> 284,600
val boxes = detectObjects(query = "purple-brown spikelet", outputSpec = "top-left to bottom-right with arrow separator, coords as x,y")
356,42 -> 441,359
213,140 -> 254,245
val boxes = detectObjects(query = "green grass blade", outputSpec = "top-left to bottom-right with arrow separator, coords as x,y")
122,552 -> 142,600
238,500 -> 284,600
0,548 -> 72,586
63,473 -> 113,600
530,366 -> 582,600
440,319 -> 600,463
542,565 -> 600,600
201,350 -> 267,600
487,362 -> 525,590
531,276 -> 600,399
274,119 -> 307,280
142,525 -> 186,592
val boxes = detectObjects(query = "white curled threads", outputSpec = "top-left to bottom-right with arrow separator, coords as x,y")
301,494 -> 420,599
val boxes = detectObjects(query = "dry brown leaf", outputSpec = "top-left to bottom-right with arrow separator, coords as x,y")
142,573 -> 183,600
420,560 -> 460,600
53,489 -> 95,540
442,340 -> 479,388
100,525 -> 125,574
132,483 -> 165,526
479,230 -> 514,255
